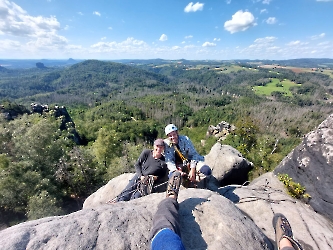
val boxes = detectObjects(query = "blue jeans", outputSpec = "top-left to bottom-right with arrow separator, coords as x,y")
116,174 -> 142,202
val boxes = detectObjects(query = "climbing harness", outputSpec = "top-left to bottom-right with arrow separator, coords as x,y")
106,176 -> 168,204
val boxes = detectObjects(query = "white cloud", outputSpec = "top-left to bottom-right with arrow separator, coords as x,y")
251,0 -> 271,3
318,41 -> 330,46
226,0 -> 232,4
253,36 -> 277,44
91,37 -> 148,53
316,0 -> 333,2
64,25 -> 70,30
213,38 -> 221,41
311,33 -> 325,40
287,40 -> 301,46
185,35 -> 193,39
184,2 -> 204,13
0,39 -> 21,51
159,34 -> 168,41
101,37 -> 106,40
108,26 -> 113,30
78,12 -> 83,16
0,1 -> 61,37
266,17 -> 277,24
262,0 -> 272,4
181,41 -> 186,44
202,42 -> 216,47
224,10 -> 257,34
260,9 -> 267,14
93,11 -> 101,16
172,46 -> 181,50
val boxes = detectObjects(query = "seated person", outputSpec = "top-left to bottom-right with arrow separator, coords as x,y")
114,139 -> 168,202
163,124 -> 212,187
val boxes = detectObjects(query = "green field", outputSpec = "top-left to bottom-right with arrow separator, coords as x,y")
253,79 -> 299,96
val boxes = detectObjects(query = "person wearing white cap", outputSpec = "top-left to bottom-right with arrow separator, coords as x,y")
163,124 -> 211,187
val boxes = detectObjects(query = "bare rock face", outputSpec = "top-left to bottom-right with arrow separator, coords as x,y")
1,182 -> 332,250
219,172 -> 333,250
84,173 -> 136,208
274,113 -> 333,221
0,189 -> 275,250
204,143 -> 253,186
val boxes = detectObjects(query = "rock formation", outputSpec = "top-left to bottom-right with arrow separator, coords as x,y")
204,143 -> 253,186
274,113 -> 333,222
207,121 -> 235,140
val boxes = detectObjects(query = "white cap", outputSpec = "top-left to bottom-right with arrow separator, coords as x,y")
165,124 -> 178,135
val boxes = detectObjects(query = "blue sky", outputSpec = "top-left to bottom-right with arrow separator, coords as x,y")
0,0 -> 333,60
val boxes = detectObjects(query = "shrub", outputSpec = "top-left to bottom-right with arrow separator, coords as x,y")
278,174 -> 311,201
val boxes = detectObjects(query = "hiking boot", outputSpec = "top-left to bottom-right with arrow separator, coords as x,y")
272,213 -> 303,250
166,171 -> 181,200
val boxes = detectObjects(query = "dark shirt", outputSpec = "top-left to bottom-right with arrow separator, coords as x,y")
135,149 -> 167,181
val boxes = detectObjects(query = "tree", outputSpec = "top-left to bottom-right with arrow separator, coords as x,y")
27,190 -> 63,220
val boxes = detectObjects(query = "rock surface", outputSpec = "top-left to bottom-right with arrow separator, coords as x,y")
84,173 -> 136,207
205,143 -> 253,186
219,172 -> 333,250
0,189 -> 275,250
274,113 -> 333,222
1,181 -> 332,250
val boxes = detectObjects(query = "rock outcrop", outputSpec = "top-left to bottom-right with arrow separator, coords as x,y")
219,172 -> 333,250
206,121 -> 235,140
204,143 -> 253,186
274,113 -> 333,222
0,189 -> 274,250
1,182 -> 332,250
30,103 -> 82,145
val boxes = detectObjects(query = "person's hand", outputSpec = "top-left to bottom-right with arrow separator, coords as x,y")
140,176 -> 146,182
188,168 -> 196,182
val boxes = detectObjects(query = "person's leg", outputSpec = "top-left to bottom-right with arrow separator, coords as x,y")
150,197 -> 181,239
130,189 -> 142,200
273,213 -> 303,250
116,174 -> 139,202
150,171 -> 184,250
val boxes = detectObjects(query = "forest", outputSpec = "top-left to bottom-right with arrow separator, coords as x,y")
0,59 -> 333,228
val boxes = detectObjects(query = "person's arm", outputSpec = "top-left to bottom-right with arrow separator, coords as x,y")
180,135 -> 204,162
134,149 -> 150,177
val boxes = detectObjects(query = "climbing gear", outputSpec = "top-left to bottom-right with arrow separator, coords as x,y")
138,175 -> 155,196
106,175 -> 157,204
165,124 -> 178,135
273,213 -> 303,250
166,171 -> 181,200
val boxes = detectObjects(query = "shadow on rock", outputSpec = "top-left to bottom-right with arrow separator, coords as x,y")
179,197 -> 208,250
217,186 -> 240,203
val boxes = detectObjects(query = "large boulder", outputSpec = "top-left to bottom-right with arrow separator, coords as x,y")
219,172 -> 333,250
274,113 -> 333,221
84,173 -> 136,208
204,143 -> 253,186
0,189 -> 275,250
1,183 -> 332,250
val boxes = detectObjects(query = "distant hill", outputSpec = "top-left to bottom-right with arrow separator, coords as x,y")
0,60 -> 170,104
2,58 -> 333,69
0,59 -> 83,69
236,58 -> 333,68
